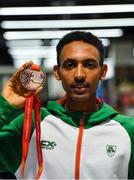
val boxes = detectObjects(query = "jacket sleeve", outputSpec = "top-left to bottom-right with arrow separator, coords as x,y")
0,94 -> 24,173
0,112 -> 25,173
0,94 -> 18,130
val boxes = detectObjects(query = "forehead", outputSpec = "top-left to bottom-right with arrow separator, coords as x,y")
60,41 -> 100,61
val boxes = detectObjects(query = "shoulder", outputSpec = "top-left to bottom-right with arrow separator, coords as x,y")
114,113 -> 134,124
114,114 -> 134,139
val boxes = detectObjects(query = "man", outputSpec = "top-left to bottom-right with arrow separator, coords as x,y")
0,31 -> 134,179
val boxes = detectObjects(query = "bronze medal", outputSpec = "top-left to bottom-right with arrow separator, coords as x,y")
20,66 -> 46,91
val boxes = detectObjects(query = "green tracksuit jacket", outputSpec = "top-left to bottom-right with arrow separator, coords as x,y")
0,94 -> 134,179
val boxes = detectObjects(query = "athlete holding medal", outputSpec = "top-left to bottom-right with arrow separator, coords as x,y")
0,31 -> 134,179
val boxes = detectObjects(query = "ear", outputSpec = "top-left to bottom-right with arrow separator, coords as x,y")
53,65 -> 61,81
100,64 -> 108,80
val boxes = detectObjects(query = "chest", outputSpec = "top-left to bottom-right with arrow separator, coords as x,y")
16,115 -> 131,179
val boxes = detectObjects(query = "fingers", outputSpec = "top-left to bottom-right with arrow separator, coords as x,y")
10,61 -> 33,82
8,61 -> 44,99
7,61 -> 33,96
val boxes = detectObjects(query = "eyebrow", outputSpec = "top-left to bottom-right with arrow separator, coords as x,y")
63,58 -> 76,61
84,58 -> 98,63
63,57 -> 97,62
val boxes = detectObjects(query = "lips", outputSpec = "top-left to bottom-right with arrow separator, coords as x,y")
71,84 -> 89,95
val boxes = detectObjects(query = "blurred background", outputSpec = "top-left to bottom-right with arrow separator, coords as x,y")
0,0 -> 134,116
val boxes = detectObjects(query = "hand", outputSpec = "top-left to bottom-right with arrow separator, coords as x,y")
2,61 -> 44,109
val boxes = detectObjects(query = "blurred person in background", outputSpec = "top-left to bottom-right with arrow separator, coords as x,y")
116,82 -> 134,117
0,31 -> 134,179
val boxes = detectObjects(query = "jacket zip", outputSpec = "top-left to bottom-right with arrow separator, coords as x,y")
75,113 -> 86,180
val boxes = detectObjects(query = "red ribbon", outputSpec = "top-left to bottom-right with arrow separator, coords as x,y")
21,95 -> 43,180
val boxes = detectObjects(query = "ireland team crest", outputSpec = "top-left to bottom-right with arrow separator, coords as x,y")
106,145 -> 117,157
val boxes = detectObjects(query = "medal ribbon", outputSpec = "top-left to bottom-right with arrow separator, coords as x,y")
21,65 -> 43,180
21,95 -> 43,180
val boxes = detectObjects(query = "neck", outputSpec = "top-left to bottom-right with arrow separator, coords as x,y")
66,98 -> 99,113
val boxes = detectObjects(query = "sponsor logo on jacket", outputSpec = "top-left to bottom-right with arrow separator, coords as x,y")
41,140 -> 57,150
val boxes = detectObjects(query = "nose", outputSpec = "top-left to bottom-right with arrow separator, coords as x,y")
74,64 -> 86,83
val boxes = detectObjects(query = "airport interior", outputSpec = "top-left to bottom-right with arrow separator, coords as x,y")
0,0 -> 134,116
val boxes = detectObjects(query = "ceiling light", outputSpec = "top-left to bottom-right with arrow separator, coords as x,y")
1,18 -> 134,29
3,29 -> 123,40
6,40 -> 43,47
8,47 -> 55,57
0,4 -> 134,15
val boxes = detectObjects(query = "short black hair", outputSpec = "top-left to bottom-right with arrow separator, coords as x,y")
56,31 -> 105,67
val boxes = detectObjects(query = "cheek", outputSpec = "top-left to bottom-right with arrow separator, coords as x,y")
60,72 -> 72,83
87,70 -> 100,81
60,76 -> 70,89
87,71 -> 101,88
60,74 -> 74,94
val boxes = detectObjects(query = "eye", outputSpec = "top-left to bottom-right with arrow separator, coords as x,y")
62,59 -> 76,69
84,59 -> 97,69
